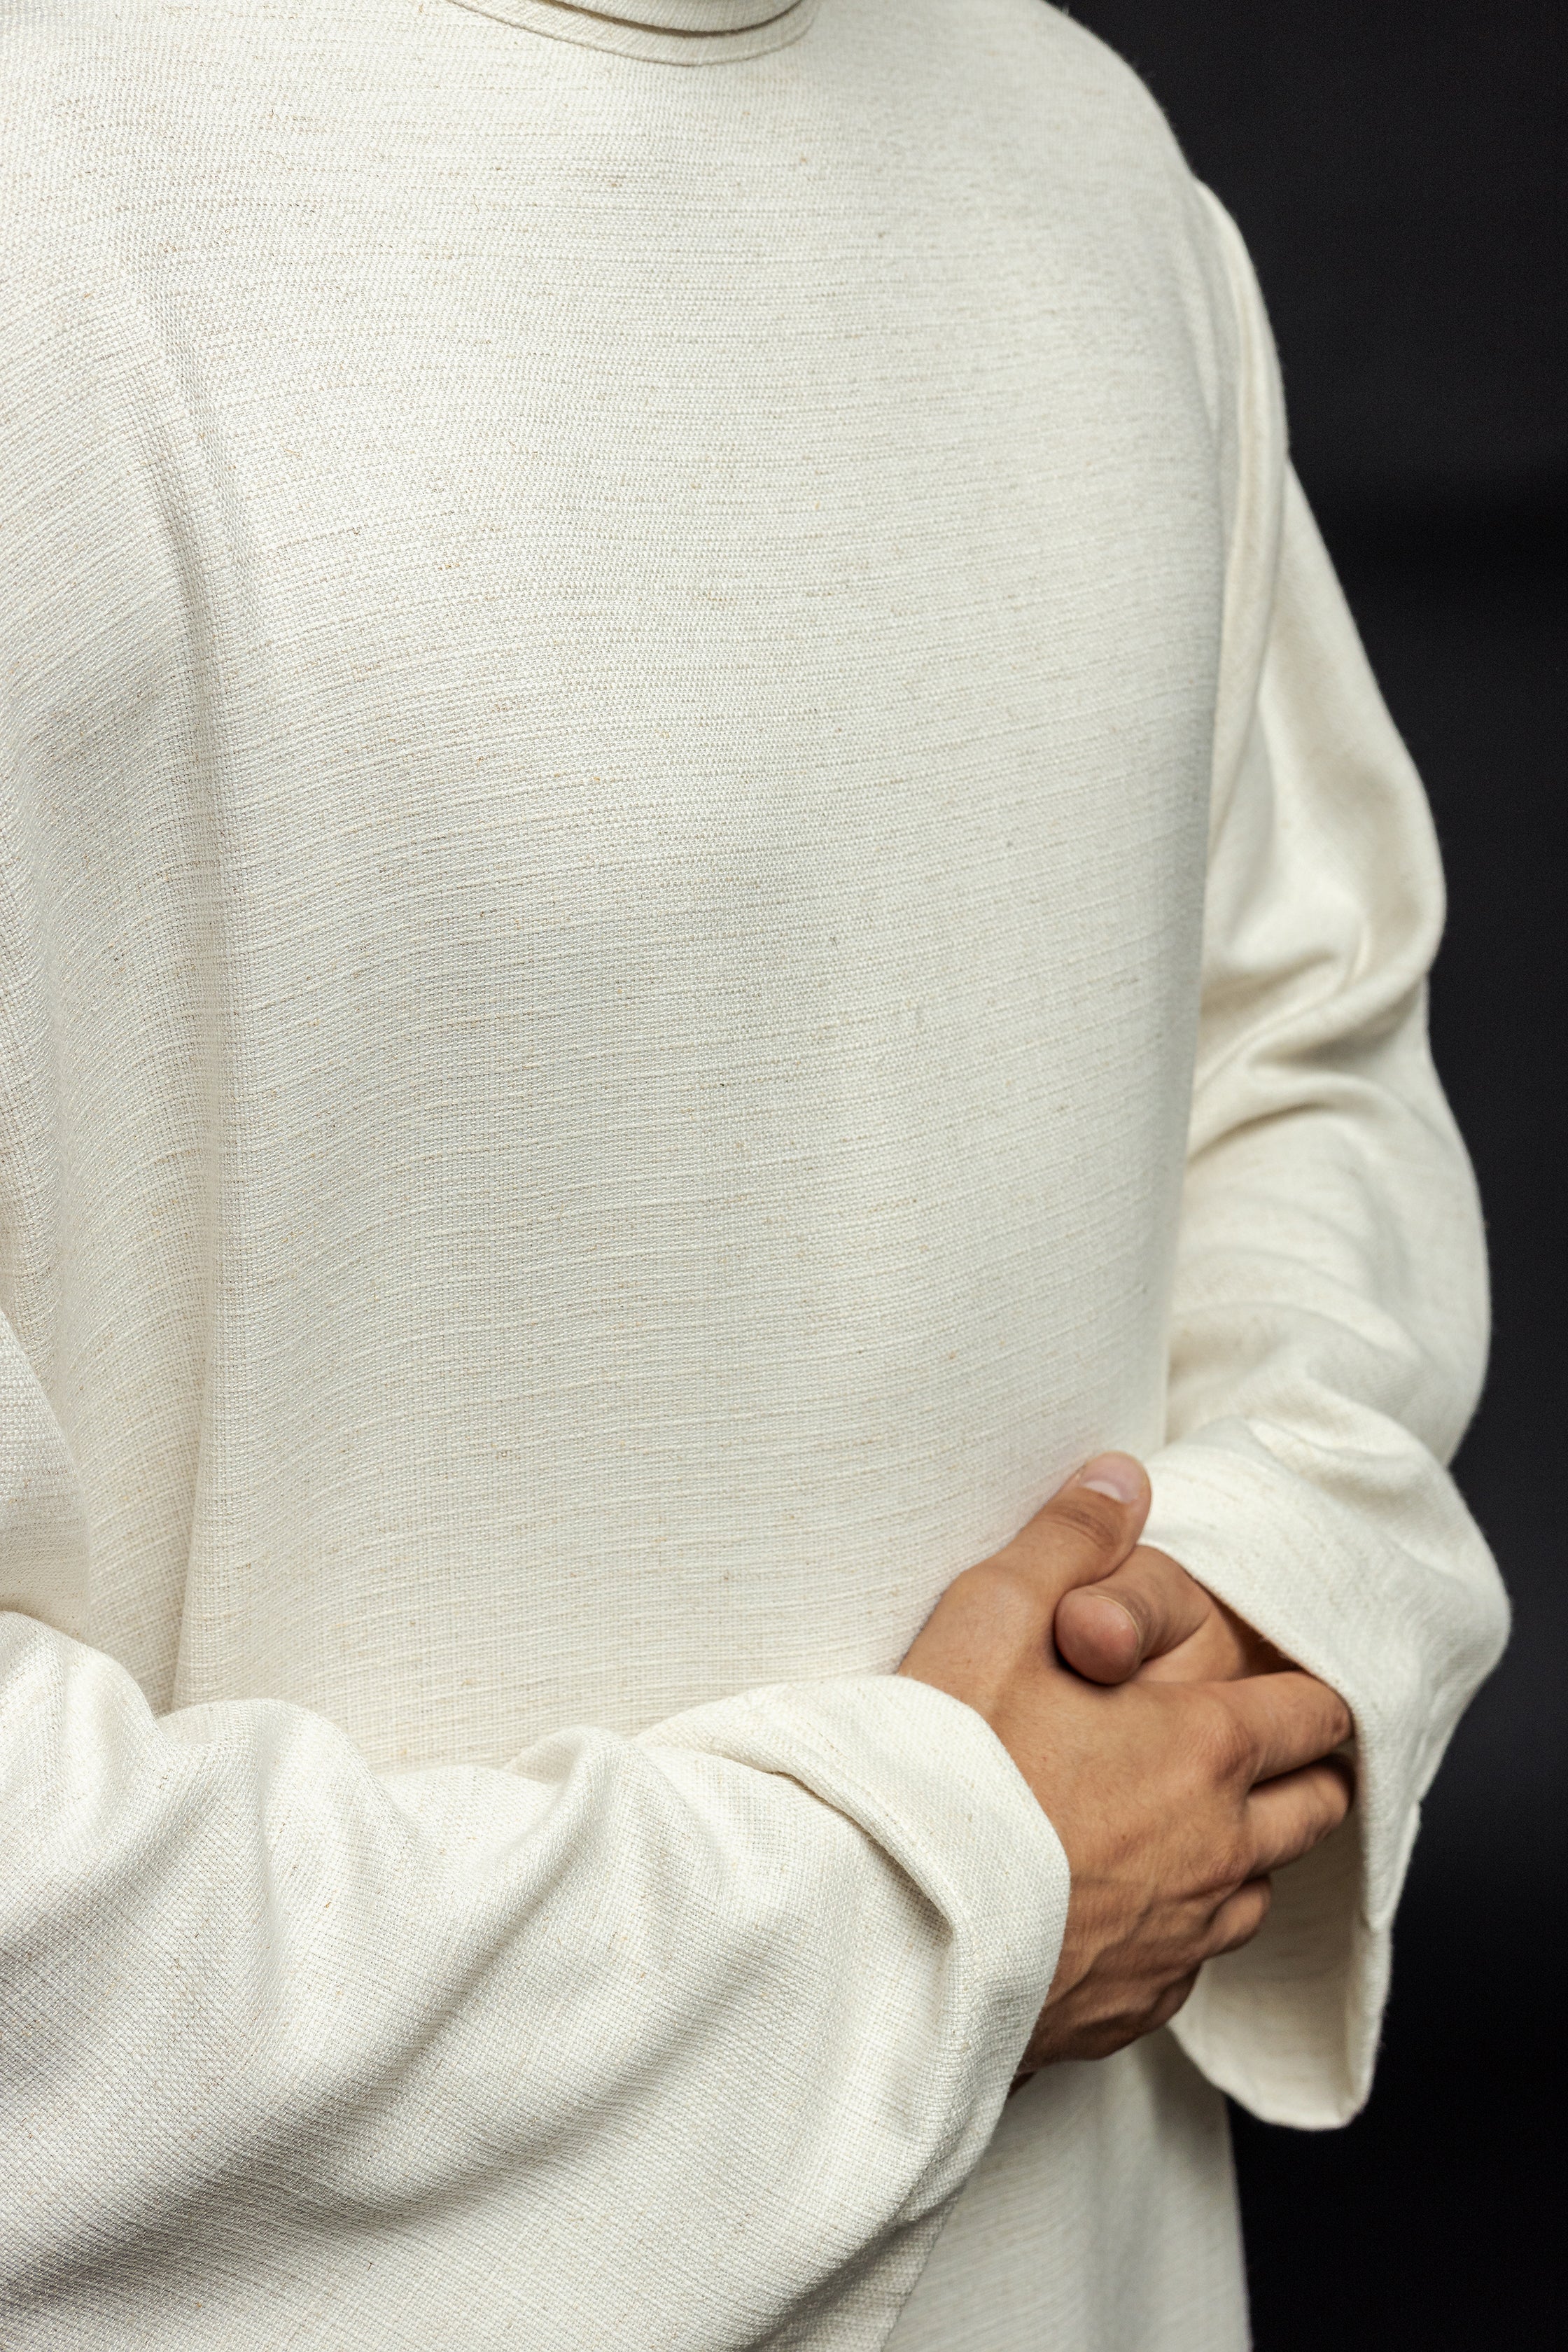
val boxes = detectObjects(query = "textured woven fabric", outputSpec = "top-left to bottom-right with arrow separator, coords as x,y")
0,1 -> 1507,2345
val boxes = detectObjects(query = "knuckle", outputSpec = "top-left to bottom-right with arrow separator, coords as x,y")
1146,1970 -> 1200,2032
1202,1826 -> 1253,1900
953,1556 -> 1046,1638
1224,1825 -> 1256,1887
1191,1691 -> 1250,1780
1040,1490 -> 1125,1553
1211,1880 -> 1272,1956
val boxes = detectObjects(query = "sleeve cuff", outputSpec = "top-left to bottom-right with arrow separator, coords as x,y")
641,1674 -> 1070,2104
1142,1424 -> 1504,2124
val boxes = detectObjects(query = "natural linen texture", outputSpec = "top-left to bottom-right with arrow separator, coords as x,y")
0,1 -> 1506,2346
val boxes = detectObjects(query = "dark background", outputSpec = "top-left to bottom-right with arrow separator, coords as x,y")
1064,3 -> 1566,2341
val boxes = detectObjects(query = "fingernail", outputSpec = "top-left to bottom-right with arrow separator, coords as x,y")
1074,1453 -> 1143,1505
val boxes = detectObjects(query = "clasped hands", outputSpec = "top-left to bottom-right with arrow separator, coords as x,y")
898,1454 -> 1354,2073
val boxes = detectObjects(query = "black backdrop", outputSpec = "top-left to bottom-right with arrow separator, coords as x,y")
1061,4 -> 1566,2342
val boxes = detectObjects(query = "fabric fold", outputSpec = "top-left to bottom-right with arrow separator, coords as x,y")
1,1615 -> 1064,2343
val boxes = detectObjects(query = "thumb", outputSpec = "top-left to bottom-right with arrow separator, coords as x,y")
995,1452 -> 1152,1608
897,1452 -> 1149,1701
1054,1545 -> 1212,1684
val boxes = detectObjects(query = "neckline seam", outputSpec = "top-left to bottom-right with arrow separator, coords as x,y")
441,0 -> 824,68
496,0 -> 809,36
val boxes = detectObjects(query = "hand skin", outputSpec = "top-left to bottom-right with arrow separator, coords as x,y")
897,1456 -> 1353,2071
1055,1534 -> 1289,1688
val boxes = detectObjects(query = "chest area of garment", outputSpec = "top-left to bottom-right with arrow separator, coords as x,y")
37,114 -> 1236,1738
176,125 -> 1224,1070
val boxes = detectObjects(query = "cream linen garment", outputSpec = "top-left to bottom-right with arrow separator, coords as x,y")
0,1 -> 1507,2345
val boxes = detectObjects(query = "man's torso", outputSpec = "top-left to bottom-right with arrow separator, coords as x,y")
0,4 -> 1247,2339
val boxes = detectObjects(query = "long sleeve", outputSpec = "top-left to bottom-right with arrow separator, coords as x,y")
1141,196 -> 1510,2127
0,1554 -> 1065,2344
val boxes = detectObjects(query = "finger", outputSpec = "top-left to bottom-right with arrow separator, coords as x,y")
1205,1877 -> 1272,1957
1136,1590 -> 1288,1687
1219,1670 -> 1354,1783
1245,1756 -> 1355,1875
1053,1545 -> 1211,1684
997,1454 -> 1152,1607
1142,1969 -> 1200,2036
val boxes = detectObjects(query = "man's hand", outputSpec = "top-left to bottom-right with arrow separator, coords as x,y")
898,1457 -> 1353,2069
1055,1539 -> 1288,1686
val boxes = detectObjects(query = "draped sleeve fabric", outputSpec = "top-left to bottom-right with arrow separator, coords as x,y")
1142,192 -> 1509,2128
0,1578 -> 1066,2342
